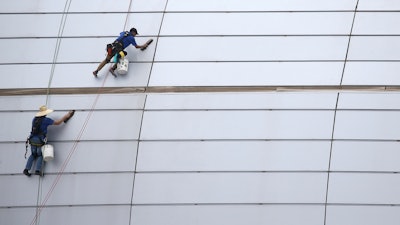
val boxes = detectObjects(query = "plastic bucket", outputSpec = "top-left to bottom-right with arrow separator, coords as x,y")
42,144 -> 54,162
117,58 -> 129,75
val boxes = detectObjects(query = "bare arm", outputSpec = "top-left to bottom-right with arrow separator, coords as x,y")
53,111 -> 74,125
135,44 -> 147,49
136,39 -> 153,50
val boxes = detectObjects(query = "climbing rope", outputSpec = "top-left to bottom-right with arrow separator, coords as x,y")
30,73 -> 109,225
32,1 -> 72,224
45,0 -> 72,106
29,0 -> 122,224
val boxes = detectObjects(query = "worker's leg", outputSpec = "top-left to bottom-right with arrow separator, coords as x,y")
33,146 -> 43,174
111,63 -> 117,71
23,145 -> 39,176
93,54 -> 113,76
24,147 -> 36,171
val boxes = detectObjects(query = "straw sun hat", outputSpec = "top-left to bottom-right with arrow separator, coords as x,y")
36,105 -> 54,117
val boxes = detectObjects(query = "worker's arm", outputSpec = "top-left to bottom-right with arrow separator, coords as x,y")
135,44 -> 147,49
136,39 -> 153,50
53,111 -> 74,125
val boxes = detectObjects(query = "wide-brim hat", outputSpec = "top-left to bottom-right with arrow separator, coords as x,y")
36,105 -> 54,117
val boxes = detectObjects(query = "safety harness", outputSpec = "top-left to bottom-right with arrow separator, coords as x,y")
25,117 -> 46,158
107,31 -> 131,56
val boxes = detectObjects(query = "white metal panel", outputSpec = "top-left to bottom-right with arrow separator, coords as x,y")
0,208 -> 37,225
137,141 -> 331,171
44,110 -> 143,141
0,96 -> 47,111
140,111 -> 334,140
62,13 -> 163,36
132,0 -> 168,11
0,65 -> 53,89
41,173 -> 133,205
68,0 -> 131,12
0,110 -> 143,142
63,14 -> 127,37
334,111 -> 400,140
133,173 -> 327,203
155,37 -> 348,61
38,206 -> 131,225
125,13 -> 165,36
0,15 -> 63,37
0,94 -> 145,111
149,62 -> 343,86
161,13 -> 353,35
166,0 -> 357,11
0,206 -> 131,225
0,39 -> 58,63
326,205 -> 400,225
348,37 -> 400,60
0,62 -> 156,89
328,173 -> 400,204
131,205 -> 325,225
353,13 -> 400,35
44,141 -> 137,173
358,0 -> 400,10
47,94 -> 146,110
0,143 -> 29,175
0,0 -> 66,13
0,112 -> 32,142
0,176 -> 40,207
145,92 -> 338,109
49,63 -> 152,88
331,141 -> 400,172
338,93 -> 400,109
57,37 -> 155,63
342,62 -> 400,85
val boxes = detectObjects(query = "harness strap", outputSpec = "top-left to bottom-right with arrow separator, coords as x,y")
113,31 -> 131,49
25,136 -> 29,159
25,116 -> 46,158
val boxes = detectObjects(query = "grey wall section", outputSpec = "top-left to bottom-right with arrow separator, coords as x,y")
2,0 -> 400,225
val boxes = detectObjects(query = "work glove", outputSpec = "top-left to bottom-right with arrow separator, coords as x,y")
64,110 -> 75,123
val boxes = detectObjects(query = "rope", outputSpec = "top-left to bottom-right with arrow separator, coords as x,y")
30,1 -> 110,223
30,1 -> 139,223
31,1 -> 72,224
35,165 -> 44,225
45,0 -> 72,106
30,72 -> 109,225
124,0 -> 133,30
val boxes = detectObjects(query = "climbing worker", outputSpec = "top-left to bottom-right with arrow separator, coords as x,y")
92,27 -> 153,78
23,106 -> 75,177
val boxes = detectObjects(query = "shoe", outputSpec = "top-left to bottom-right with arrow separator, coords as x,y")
23,169 -> 31,177
92,70 -> 98,78
35,170 -> 41,176
109,68 -> 117,77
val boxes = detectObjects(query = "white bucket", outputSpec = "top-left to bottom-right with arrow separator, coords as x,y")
117,58 -> 129,75
42,144 -> 54,162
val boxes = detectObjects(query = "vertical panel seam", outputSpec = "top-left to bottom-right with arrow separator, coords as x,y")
128,2 -> 171,225
339,0 -> 360,85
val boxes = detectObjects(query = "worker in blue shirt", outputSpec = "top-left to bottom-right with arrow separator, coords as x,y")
92,27 -> 152,77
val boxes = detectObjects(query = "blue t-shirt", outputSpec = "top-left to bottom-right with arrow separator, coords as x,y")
32,116 -> 54,136
116,31 -> 137,48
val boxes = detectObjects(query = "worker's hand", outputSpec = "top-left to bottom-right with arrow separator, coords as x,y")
140,39 -> 153,51
64,110 -> 75,123
140,44 -> 148,51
